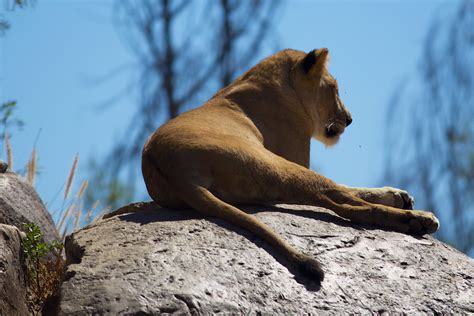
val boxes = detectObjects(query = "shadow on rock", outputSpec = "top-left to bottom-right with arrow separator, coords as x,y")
109,202 -> 351,290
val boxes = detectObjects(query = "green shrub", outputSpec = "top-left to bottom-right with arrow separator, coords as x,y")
21,223 -> 64,314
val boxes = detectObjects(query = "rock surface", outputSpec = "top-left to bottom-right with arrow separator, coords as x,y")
0,224 -> 28,316
0,172 -> 59,243
58,203 -> 473,314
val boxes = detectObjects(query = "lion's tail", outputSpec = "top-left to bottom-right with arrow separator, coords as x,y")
174,183 -> 325,282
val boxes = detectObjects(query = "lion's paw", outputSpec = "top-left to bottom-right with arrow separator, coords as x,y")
381,187 -> 415,210
406,210 -> 440,235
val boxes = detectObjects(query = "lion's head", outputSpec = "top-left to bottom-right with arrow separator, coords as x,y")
290,48 -> 352,146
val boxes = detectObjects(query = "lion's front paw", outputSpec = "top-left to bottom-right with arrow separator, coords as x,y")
381,187 -> 415,210
406,210 -> 440,235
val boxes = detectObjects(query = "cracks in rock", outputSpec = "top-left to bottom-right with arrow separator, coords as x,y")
340,236 -> 360,248
174,294 -> 200,315
287,232 -> 362,254
322,236 -> 362,254
287,233 -> 339,239
336,282 -> 373,313
425,303 -> 441,315
64,235 -> 85,265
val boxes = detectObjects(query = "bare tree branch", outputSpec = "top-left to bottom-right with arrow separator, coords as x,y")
87,0 -> 281,208
384,1 -> 474,254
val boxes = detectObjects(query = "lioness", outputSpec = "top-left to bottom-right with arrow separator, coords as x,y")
141,48 -> 439,282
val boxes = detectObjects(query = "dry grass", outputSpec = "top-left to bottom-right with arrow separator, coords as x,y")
0,143 -> 110,236
1,144 -> 106,236
26,146 -> 37,186
85,200 -> 100,223
5,133 -> 13,169
73,204 -> 83,232
63,153 -> 78,201
57,203 -> 75,237
76,180 -> 88,199
55,154 -> 109,239
92,206 -> 110,223
23,152 -> 106,313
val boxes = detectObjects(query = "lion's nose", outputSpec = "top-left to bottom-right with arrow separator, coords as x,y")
345,116 -> 353,127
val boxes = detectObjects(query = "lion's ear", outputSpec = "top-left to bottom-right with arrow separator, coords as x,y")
302,48 -> 329,77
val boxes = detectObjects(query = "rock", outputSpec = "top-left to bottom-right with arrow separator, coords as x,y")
58,203 -> 474,314
0,224 -> 28,316
0,172 -> 59,243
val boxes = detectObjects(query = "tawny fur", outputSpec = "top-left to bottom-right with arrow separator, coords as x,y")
141,48 -> 440,282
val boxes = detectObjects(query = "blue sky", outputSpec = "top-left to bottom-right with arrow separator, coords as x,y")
1,0 -> 452,214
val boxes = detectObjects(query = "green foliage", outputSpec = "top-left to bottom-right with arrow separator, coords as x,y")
0,0 -> 34,36
0,20 -> 10,34
384,1 -> 474,255
22,223 -> 62,263
5,0 -> 33,9
15,0 -> 29,8
0,101 -> 24,138
21,223 -> 64,314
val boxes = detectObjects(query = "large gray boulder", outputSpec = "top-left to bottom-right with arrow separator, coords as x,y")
0,171 -> 59,243
0,224 -> 28,316
58,203 -> 473,314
